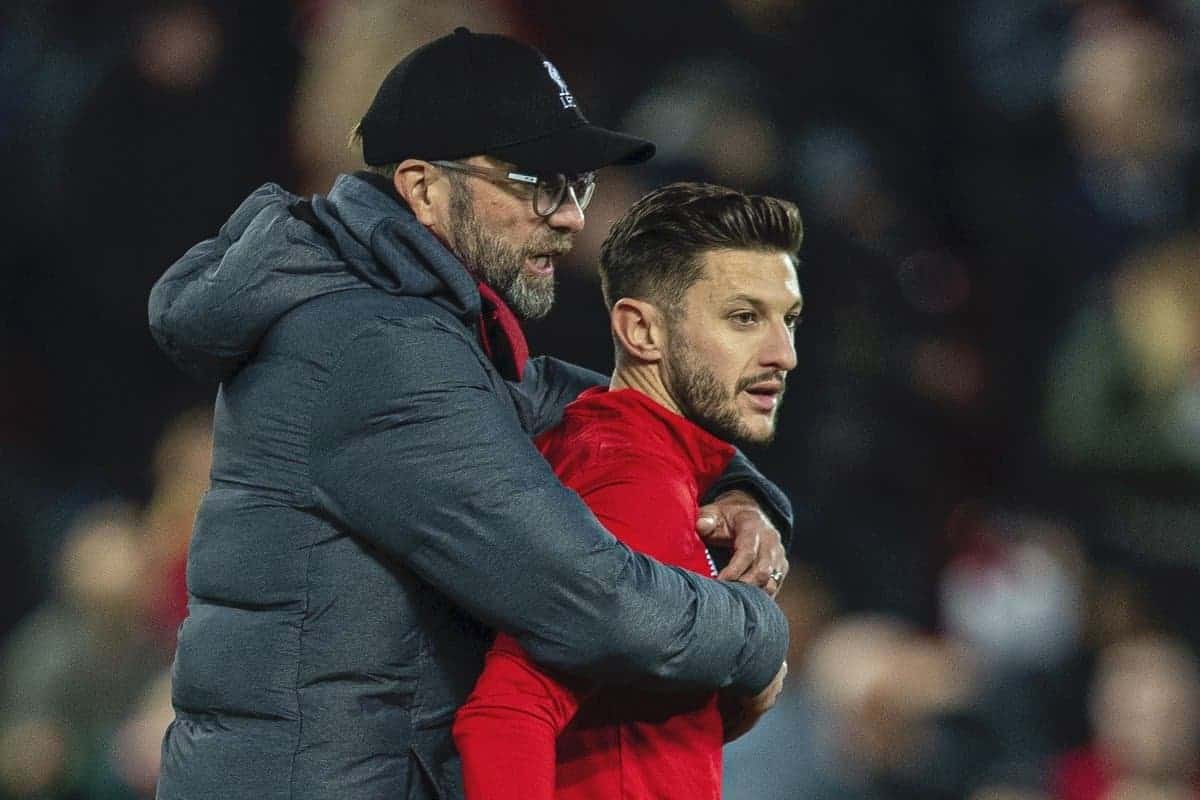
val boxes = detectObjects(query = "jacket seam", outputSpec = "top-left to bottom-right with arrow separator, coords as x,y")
288,304 -> 396,799
287,301 -> 337,800
287,516 -> 319,800
300,307 -> 477,770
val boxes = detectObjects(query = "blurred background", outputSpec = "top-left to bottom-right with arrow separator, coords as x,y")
2,0 -> 1199,798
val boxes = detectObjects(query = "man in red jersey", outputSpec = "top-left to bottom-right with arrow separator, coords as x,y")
453,182 -> 803,799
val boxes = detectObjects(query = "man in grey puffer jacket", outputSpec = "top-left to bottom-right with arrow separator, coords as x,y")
148,28 -> 790,800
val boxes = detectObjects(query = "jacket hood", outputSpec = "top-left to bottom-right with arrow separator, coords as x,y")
148,173 -> 481,383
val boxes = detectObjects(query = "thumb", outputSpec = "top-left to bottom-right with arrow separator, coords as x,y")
696,511 -> 719,535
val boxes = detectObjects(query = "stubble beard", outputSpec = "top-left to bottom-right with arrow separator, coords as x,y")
664,333 -> 784,447
446,178 -> 564,320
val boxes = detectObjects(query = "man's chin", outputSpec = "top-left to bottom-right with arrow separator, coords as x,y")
735,429 -> 775,447
503,281 -> 555,320
732,413 -> 779,447
690,411 -> 771,448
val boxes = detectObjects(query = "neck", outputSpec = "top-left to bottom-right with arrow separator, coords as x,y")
610,361 -> 682,417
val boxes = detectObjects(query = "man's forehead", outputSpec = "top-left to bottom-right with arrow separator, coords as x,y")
693,248 -> 802,304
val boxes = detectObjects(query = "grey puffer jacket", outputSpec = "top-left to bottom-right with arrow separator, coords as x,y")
148,173 -> 790,800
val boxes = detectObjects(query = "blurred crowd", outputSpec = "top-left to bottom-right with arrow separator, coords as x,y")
2,0 -> 1199,798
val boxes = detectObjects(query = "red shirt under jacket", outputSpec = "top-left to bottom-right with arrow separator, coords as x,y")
453,386 -> 737,800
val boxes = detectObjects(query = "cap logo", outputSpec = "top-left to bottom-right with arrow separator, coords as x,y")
543,60 -> 576,110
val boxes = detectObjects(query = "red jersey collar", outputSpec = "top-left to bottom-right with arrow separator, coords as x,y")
568,386 -> 736,490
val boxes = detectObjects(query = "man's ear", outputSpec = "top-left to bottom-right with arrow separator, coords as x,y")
394,159 -> 443,229
611,298 -> 668,364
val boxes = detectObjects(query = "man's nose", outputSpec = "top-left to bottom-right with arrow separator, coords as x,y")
762,320 -> 798,372
546,189 -> 586,233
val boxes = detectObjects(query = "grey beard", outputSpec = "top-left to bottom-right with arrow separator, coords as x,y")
488,259 -> 555,321
446,181 -> 557,320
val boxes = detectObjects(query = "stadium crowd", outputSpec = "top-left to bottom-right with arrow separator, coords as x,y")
1,1 -> 1198,798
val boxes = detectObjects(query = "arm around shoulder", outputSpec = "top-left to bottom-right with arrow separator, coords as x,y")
309,316 -> 786,692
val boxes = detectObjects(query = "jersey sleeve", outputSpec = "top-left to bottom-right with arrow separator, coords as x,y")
453,633 -> 586,800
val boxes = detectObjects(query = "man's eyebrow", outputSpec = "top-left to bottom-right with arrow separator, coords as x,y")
722,293 -> 804,312
723,293 -> 767,308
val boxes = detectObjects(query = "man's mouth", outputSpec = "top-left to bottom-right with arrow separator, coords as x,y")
741,380 -> 784,412
524,237 -> 573,278
525,254 -> 556,276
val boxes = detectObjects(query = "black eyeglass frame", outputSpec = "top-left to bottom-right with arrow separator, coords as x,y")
430,160 -> 596,218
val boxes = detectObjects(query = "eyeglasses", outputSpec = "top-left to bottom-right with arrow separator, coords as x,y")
430,160 -> 596,218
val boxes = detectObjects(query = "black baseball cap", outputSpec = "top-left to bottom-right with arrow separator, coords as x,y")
359,27 -> 655,175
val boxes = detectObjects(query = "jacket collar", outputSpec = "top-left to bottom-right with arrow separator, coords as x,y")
348,172 -> 530,379
311,172 -> 482,321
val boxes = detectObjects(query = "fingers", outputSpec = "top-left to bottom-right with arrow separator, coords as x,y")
762,660 -> 787,708
695,491 -> 756,545
700,491 -> 789,594
761,539 -> 789,598
695,508 -> 721,538
721,511 -> 788,596
720,659 -> 788,741
749,660 -> 788,713
716,519 -> 759,581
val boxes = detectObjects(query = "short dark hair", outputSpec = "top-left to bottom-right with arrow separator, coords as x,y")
598,182 -> 803,314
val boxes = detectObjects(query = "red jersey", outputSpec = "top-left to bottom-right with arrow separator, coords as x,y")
1052,746 -> 1200,800
453,386 -> 736,799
